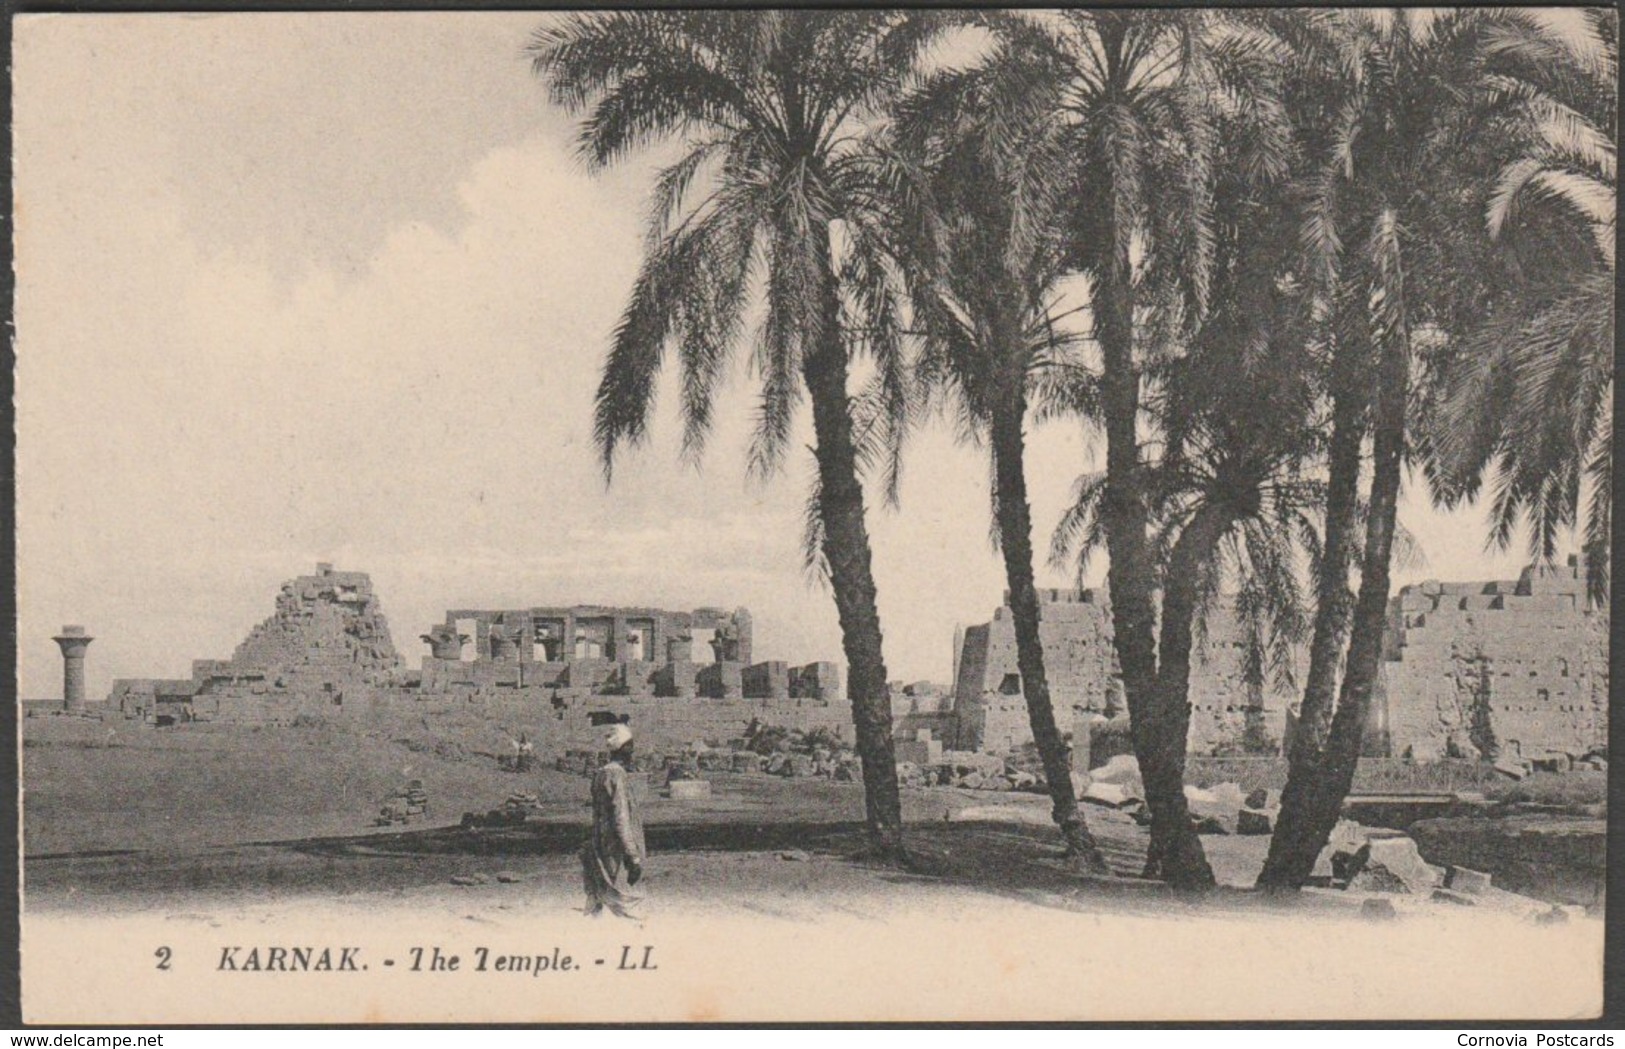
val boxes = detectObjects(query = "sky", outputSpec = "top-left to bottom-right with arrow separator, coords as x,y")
13,12 -> 1561,700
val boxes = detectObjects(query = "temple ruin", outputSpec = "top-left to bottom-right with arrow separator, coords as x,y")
1367,555 -> 1609,762
107,564 -> 403,725
951,555 -> 1609,761
952,587 -> 1286,755
96,555 -> 1607,763
105,564 -> 847,750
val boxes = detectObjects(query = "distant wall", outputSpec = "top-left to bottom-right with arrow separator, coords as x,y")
954,558 -> 1607,760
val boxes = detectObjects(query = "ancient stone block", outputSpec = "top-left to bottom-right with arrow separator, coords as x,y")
1445,865 -> 1492,895
741,660 -> 790,700
1431,888 -> 1478,906
1237,807 -> 1276,835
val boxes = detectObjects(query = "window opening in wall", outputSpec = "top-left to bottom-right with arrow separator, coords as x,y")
691,627 -> 718,665
454,619 -> 478,662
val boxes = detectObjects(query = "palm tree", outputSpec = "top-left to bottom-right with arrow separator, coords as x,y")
1426,11 -> 1616,606
529,11 -> 949,862
965,8 -> 1302,888
1257,9 -> 1598,889
870,68 -> 1112,870
1051,82 -> 1322,876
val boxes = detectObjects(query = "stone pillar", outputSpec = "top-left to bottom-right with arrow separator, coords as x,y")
53,625 -> 93,713
420,626 -> 465,661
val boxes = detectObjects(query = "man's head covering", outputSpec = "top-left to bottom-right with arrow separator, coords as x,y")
604,723 -> 634,751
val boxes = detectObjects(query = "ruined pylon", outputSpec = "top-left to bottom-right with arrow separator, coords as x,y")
53,625 -> 93,712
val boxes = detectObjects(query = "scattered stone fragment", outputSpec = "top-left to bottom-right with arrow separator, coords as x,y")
1360,897 -> 1398,921
1331,843 -> 1371,885
1492,757 -> 1529,780
1346,836 -> 1440,895
779,850 -> 810,862
1529,753 -> 1571,774
1092,755 -> 1142,788
1534,906 -> 1570,926
1347,865 -> 1411,894
1431,888 -> 1477,906
1082,781 -> 1134,808
1183,785 -> 1237,834
495,870 -> 525,884
450,874 -> 487,886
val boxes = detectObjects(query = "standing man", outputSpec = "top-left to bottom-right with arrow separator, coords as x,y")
581,722 -> 646,918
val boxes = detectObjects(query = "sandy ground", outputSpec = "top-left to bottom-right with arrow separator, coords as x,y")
23,836 -> 1605,1024
20,717 -> 1607,1023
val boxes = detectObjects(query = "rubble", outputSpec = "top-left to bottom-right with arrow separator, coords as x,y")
1493,757 -> 1530,780
1184,782 -> 1246,835
374,780 -> 430,826
1431,888 -> 1477,906
1092,754 -> 1143,789
1082,782 -> 1136,808
1236,807 -> 1276,835
1444,865 -> 1492,895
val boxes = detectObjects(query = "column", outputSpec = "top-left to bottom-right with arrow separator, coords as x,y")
53,625 -> 94,713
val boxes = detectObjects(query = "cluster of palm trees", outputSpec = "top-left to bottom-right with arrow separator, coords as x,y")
529,8 -> 1615,891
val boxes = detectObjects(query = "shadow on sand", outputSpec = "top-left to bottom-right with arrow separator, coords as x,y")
27,814 -> 1358,921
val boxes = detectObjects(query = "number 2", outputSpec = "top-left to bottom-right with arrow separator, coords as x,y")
154,946 -> 171,970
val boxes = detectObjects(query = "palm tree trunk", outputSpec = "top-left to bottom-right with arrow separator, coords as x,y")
1095,240 -> 1212,889
1258,332 -> 1366,890
1142,502 -> 1229,885
1260,251 -> 1411,891
805,231 -> 904,863
990,388 -> 1110,872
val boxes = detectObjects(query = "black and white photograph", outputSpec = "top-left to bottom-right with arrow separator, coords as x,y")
12,7 -> 1615,1023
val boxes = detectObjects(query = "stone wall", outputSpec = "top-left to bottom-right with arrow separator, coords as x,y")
1369,556 -> 1608,761
952,587 -> 1294,755
952,559 -> 1604,761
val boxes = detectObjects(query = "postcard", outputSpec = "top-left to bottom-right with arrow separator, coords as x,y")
14,8 -> 1611,1023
